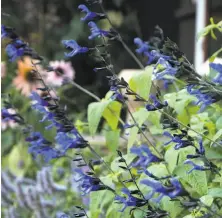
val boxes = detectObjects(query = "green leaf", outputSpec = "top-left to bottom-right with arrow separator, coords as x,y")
162,196 -> 184,218
205,146 -> 222,159
105,129 -> 120,152
88,100 -> 121,136
200,195 -> 214,207
174,147 -> 208,196
208,188 -> 222,198
165,146 -> 180,173
127,108 -> 150,152
88,101 -> 109,136
211,129 -> 222,147
148,163 -> 168,178
129,66 -> 153,100
90,190 -> 114,218
103,101 -> 122,130
7,144 -> 32,177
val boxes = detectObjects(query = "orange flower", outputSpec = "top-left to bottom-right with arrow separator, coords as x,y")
13,56 -> 43,96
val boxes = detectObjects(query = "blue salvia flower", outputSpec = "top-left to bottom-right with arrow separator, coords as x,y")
146,94 -> 168,111
5,39 -> 28,62
2,25 -> 42,61
111,90 -> 125,102
134,38 -> 149,54
78,4 -> 97,21
1,108 -> 24,124
151,50 -> 172,61
187,85 -> 217,112
140,177 -> 183,202
1,108 -> 16,122
88,21 -> 110,40
144,51 -> 155,65
78,4 -> 105,21
30,92 -> 60,130
130,144 -> 161,168
153,57 -> 177,80
163,131 -> 193,150
62,40 -> 89,57
56,132 -> 88,151
210,63 -> 222,84
197,138 -> 205,155
114,188 -> 147,212
74,169 -> 106,196
26,132 -> 63,162
184,160 -> 211,174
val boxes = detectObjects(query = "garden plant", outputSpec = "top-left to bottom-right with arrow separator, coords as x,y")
1,1 -> 222,218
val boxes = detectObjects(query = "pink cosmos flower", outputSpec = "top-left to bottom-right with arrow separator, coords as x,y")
46,60 -> 75,87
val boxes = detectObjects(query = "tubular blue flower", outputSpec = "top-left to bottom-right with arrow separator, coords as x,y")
1,25 -> 18,39
163,131 -> 193,150
130,145 -> 161,168
153,58 -> 177,80
78,4 -> 104,21
30,91 -> 49,112
1,108 -> 24,124
144,51 -> 155,65
1,25 -> 9,38
146,94 -> 168,111
88,21 -> 110,40
74,169 -> 106,195
197,138 -> 205,155
1,108 -> 16,122
114,188 -> 147,212
56,132 -> 88,151
140,177 -> 183,202
5,39 -> 27,62
151,50 -> 171,61
26,132 -> 63,162
210,63 -> 222,84
62,40 -> 89,57
184,160 -> 210,174
187,85 -> 217,112
111,90 -> 125,102
134,38 -> 149,54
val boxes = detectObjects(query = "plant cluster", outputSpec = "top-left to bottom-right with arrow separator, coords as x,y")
1,1 -> 222,218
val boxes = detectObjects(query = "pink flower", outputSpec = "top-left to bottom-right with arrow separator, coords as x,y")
46,60 -> 75,87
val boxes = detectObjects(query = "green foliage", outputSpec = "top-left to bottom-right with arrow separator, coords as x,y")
88,99 -> 121,136
197,18 -> 222,40
129,66 -> 153,100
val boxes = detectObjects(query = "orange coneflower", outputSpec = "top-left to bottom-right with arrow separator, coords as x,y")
13,56 -> 43,96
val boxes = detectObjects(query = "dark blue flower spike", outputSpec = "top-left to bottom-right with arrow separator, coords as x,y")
130,145 -> 161,168
78,4 -> 105,21
210,63 -> 222,85
184,160 -> 211,174
114,188 -> 147,212
163,131 -> 194,150
62,40 -> 89,57
153,57 -> 177,80
2,25 -> 42,61
74,168 -> 107,196
187,84 -> 218,112
26,132 -> 63,162
88,21 -> 113,40
146,94 -> 168,111
140,177 -> 184,202
134,38 -> 149,54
